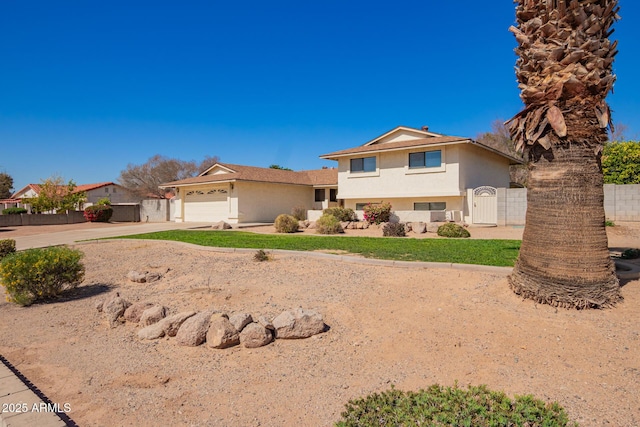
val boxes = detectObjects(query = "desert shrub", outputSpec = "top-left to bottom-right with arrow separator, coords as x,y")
315,214 -> 344,235
382,222 -> 406,237
96,197 -> 112,206
291,205 -> 307,221
323,207 -> 357,222
83,204 -> 113,222
253,249 -> 271,262
363,202 -> 392,225
605,219 -> 615,227
336,384 -> 576,427
2,207 -> 27,215
0,239 -> 16,259
274,214 -> 299,233
437,223 -> 470,238
0,246 -> 85,306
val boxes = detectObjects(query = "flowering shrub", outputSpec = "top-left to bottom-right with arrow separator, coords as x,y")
363,202 -> 392,225
84,205 -> 113,222
0,239 -> 16,259
0,246 -> 85,306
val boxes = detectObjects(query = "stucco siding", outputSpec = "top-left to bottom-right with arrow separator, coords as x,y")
337,146 -> 463,200
237,182 -> 312,222
458,145 -> 512,190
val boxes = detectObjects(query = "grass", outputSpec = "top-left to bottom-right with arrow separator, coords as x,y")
113,230 -> 521,267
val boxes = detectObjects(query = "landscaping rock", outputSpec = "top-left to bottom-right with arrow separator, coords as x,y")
307,221 -> 316,229
298,220 -> 310,229
138,311 -> 197,340
426,222 -> 440,233
211,221 -> 232,230
229,312 -> 253,333
102,293 -> 132,328
256,315 -> 275,331
206,313 -> 240,349
272,308 -> 325,339
127,270 -> 163,283
175,310 -> 215,347
140,305 -> 168,326
124,301 -> 156,323
415,222 -> 427,234
240,322 -> 273,348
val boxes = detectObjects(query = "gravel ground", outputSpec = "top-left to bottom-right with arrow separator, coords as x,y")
0,224 -> 639,426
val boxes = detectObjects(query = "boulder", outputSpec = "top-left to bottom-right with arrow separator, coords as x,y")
256,315 -> 275,331
414,222 -> 427,234
206,314 -> 240,349
140,305 -> 168,326
102,293 -> 132,328
240,323 -> 273,348
123,301 -> 155,323
272,308 -> 325,339
175,310 -> 215,347
307,221 -> 316,229
138,311 -> 197,340
127,270 -> 163,283
211,221 -> 232,230
405,222 -> 413,232
298,220 -> 310,229
426,222 -> 440,233
229,313 -> 253,333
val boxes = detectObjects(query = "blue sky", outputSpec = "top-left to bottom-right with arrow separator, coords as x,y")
1,1 -> 639,193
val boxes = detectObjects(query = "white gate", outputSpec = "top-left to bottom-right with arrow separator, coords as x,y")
473,186 -> 498,225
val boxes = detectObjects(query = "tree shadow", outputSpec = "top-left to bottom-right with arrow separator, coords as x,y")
48,283 -> 113,304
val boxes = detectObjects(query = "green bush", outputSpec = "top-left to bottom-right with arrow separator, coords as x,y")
336,384 -> 576,427
2,207 -> 27,215
0,246 -> 85,306
315,214 -> 344,235
437,223 -> 471,238
621,248 -> 640,259
0,239 -> 16,259
291,206 -> 307,221
363,202 -> 392,224
382,222 -> 406,237
274,214 -> 299,233
96,197 -> 112,206
83,204 -> 113,222
324,207 -> 357,222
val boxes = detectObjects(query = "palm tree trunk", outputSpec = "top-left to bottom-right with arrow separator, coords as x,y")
509,141 -> 621,308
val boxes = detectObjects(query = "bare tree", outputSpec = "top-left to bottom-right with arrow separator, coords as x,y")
119,154 -> 219,198
477,120 -> 528,187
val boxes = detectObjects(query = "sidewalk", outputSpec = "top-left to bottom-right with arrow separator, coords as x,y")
4,222 -> 212,251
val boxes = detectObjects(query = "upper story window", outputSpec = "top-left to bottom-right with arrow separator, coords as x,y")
329,189 -> 337,202
350,157 -> 376,173
409,150 -> 441,169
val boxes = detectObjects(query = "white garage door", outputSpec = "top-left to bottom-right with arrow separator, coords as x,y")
184,187 -> 229,222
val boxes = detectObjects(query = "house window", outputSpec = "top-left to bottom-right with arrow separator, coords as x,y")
315,189 -> 325,202
105,187 -> 109,193
113,187 -> 117,193
355,203 -> 368,210
409,150 -> 441,169
350,157 -> 376,173
329,189 -> 337,202
414,202 -> 446,211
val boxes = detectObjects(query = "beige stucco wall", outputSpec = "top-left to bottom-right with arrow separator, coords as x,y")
458,144 -> 512,190
236,182 -> 313,222
337,145 -> 464,200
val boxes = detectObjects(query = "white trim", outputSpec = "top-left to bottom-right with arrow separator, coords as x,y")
198,163 -> 237,177
320,140 -> 470,160
362,126 -> 444,146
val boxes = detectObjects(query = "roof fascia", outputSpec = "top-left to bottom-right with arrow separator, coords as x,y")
363,126 -> 444,147
320,139 -> 471,160
198,163 -> 237,177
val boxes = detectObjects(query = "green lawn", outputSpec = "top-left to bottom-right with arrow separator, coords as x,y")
114,230 -> 521,267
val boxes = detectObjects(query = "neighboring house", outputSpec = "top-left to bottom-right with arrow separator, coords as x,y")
319,126 -> 522,223
162,163 -> 337,223
11,182 -> 139,211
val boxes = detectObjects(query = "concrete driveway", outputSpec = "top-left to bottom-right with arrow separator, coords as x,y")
0,222 -> 213,250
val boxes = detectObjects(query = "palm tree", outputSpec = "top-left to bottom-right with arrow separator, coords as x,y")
506,0 -> 622,309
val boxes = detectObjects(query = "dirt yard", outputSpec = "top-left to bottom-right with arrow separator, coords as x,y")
0,223 -> 639,426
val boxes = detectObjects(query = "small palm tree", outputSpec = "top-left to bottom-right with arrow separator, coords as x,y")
507,0 -> 622,309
